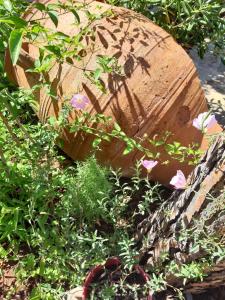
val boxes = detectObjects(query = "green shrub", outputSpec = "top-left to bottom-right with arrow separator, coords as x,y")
62,157 -> 112,222
0,1 -> 224,298
108,0 -> 225,59
0,97 -> 162,297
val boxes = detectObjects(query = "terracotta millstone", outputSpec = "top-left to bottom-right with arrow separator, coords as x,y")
4,0 -> 221,185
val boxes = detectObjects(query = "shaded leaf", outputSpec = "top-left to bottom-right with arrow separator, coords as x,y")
70,8 -> 80,24
45,45 -> 61,57
47,10 -> 58,27
33,3 -> 46,11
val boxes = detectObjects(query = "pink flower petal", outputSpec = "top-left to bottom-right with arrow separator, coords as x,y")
141,160 -> 158,171
204,114 -> 217,129
192,112 -> 218,131
70,94 -> 90,110
170,170 -> 187,189
192,117 -> 202,130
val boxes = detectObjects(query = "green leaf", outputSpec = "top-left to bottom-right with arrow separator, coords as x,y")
114,123 -> 121,132
94,68 -> 102,81
47,3 -> 60,11
47,10 -> 58,27
39,259 -> 45,276
44,45 -> 61,57
54,31 -> 70,40
93,138 -> 102,148
48,116 -> 57,126
70,9 -> 80,24
181,2 -> 192,16
33,3 -> 46,11
0,58 -> 3,73
0,245 -> 8,258
123,145 -> 133,155
3,0 -> 12,12
102,134 -> 111,142
9,29 -> 23,65
0,16 -> 27,28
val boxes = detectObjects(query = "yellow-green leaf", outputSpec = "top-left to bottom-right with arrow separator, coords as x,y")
3,0 -> 12,12
0,16 -> 27,28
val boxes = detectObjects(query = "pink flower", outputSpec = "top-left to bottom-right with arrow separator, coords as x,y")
192,112 -> 217,132
170,170 -> 187,189
141,160 -> 158,172
70,94 -> 90,110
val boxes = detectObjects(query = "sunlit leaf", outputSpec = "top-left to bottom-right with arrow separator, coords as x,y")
3,0 -> 12,12
9,29 -> 23,65
0,16 -> 27,28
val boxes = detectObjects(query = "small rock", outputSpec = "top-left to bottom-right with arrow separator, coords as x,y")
62,287 -> 83,300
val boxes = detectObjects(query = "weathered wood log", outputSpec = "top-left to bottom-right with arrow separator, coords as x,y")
135,134 -> 225,294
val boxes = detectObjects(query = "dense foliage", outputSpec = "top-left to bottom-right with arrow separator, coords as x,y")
0,96 -> 165,298
108,0 -> 225,59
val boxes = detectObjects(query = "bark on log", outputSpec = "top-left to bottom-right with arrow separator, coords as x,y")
135,135 -> 225,294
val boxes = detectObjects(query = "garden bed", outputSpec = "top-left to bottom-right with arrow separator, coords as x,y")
0,0 -> 224,300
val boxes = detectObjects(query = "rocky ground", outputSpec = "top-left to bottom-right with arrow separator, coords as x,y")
189,48 -> 225,127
